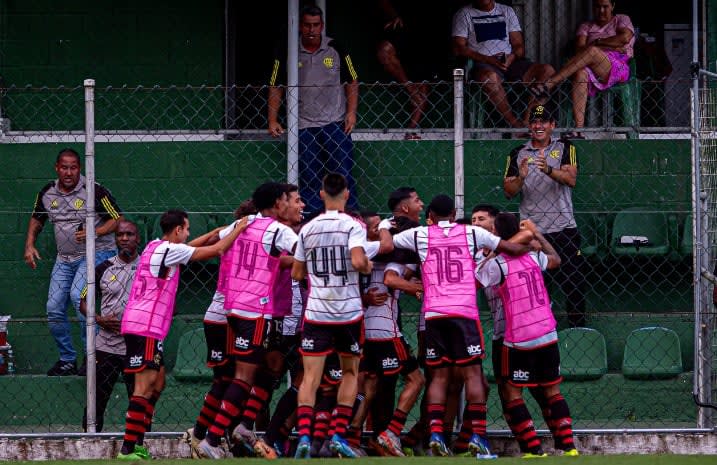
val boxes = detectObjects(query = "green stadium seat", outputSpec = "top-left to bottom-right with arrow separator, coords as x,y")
173,327 -> 212,381
610,207 -> 671,257
562,58 -> 640,138
622,326 -> 683,379
557,327 -> 608,381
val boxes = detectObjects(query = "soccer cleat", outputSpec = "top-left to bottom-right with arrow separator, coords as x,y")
329,433 -> 358,458
253,438 -> 278,459
294,434 -> 311,459
232,422 -> 258,447
367,438 -> 391,457
377,430 -> 406,457
197,438 -> 226,459
133,445 -> 151,460
522,452 -> 548,459
468,434 -> 498,460
182,428 -> 201,459
47,359 -> 78,376
117,451 -> 143,460
562,448 -> 580,457
401,446 -> 416,457
428,432 -> 451,457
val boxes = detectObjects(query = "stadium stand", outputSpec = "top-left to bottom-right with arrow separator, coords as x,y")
558,327 -> 608,381
622,326 -> 683,379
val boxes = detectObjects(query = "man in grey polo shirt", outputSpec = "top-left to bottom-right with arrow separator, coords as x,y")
267,4 -> 359,214
24,148 -> 123,375
502,105 -> 586,327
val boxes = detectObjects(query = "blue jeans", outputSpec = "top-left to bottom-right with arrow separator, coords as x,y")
46,249 -> 116,362
298,122 -> 358,214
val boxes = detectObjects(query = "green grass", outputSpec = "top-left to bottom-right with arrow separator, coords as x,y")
11,456 -> 717,465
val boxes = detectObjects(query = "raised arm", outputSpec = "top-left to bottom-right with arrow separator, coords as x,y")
189,217 -> 248,262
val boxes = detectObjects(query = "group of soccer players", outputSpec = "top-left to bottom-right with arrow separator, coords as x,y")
117,172 -> 578,460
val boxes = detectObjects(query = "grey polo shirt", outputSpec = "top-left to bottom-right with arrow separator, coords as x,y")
32,175 -> 122,262
270,35 -> 358,129
81,255 -> 138,355
504,138 -> 578,234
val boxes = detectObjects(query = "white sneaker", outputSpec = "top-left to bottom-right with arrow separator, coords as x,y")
197,438 -> 226,459
182,427 -> 202,459
232,422 -> 258,447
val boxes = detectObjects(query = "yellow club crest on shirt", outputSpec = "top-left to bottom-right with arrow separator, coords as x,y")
549,150 -> 560,159
527,156 -> 535,164
323,57 -> 334,68
110,274 -> 117,281
74,198 -> 84,209
50,200 -> 59,209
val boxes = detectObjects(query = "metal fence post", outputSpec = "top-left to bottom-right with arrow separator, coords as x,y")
286,0 -> 299,185
84,78 -> 98,433
454,68 -> 465,219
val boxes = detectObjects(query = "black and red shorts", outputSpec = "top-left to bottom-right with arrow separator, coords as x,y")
123,334 -> 164,373
227,315 -> 273,364
424,317 -> 485,367
361,337 -> 418,376
300,319 -> 364,357
203,322 -> 232,368
501,341 -> 562,387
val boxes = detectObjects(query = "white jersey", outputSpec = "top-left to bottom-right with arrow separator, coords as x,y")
282,279 -> 304,336
294,210 -> 367,323
203,290 -> 227,324
475,251 -> 548,339
393,221 -> 501,320
145,240 -> 195,278
221,213 -> 298,319
362,262 -> 411,340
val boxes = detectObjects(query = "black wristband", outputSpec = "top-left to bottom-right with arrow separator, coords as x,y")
546,165 -> 553,175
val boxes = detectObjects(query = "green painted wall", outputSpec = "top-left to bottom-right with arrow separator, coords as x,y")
0,0 -> 222,87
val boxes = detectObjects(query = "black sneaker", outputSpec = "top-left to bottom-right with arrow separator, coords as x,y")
47,359 -> 78,376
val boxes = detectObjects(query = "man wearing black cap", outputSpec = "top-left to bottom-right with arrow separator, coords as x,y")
502,105 -> 585,327
392,194 -> 531,458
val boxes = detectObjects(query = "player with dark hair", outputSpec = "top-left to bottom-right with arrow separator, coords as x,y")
475,214 -> 578,457
392,194 -> 531,459
183,200 -> 257,458
117,210 -> 247,460
197,183 -> 299,459
291,173 -> 373,458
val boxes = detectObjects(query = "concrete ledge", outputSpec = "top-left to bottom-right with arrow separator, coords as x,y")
1,432 -> 716,460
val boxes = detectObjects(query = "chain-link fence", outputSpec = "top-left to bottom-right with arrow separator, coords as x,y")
0,73 -> 706,437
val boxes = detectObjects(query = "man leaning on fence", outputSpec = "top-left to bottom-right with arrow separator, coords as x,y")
79,220 -> 140,433
503,105 -> 586,327
23,148 -> 123,376
267,4 -> 359,215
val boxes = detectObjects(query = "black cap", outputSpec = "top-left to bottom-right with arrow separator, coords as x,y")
528,104 -> 553,122
427,194 -> 454,217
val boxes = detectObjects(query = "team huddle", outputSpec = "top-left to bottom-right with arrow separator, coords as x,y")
113,173 -> 578,460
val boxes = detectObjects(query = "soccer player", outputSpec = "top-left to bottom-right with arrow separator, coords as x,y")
197,182 -> 299,459
392,194 -> 531,459
116,210 -> 247,460
183,199 -> 256,459
357,213 -> 424,457
475,214 -> 578,457
291,173 -> 373,458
